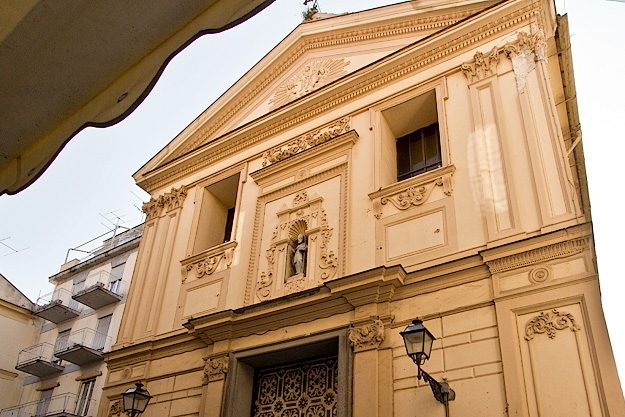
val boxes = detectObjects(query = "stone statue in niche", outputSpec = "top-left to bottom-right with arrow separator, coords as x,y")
291,234 -> 308,275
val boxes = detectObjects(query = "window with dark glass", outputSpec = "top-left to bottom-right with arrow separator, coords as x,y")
396,122 -> 441,182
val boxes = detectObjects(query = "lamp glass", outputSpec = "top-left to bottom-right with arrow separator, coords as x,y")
400,318 -> 435,364
122,383 -> 152,414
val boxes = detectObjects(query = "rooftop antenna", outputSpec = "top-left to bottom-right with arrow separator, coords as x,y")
0,237 -> 29,256
130,190 -> 147,222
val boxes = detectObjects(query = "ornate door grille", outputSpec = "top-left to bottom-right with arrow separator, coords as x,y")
251,355 -> 338,417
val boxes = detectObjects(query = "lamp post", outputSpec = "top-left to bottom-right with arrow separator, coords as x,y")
400,318 -> 455,416
121,382 -> 152,417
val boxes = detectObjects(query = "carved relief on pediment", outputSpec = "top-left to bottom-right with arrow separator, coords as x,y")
269,59 -> 350,110
256,192 -> 338,302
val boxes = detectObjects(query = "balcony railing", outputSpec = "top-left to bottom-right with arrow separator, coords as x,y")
0,392 -> 96,417
34,288 -> 80,323
16,343 -> 64,378
54,328 -> 110,365
71,271 -> 124,309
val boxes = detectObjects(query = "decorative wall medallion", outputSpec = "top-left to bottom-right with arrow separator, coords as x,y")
141,185 -> 188,220
269,59 -> 350,110
461,47 -> 500,82
203,356 -> 229,382
108,400 -> 122,417
525,309 -> 580,341
349,318 -> 385,352
529,266 -> 551,284
261,117 -> 351,167
485,238 -> 587,273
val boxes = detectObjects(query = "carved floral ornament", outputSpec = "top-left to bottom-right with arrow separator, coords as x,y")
348,318 -> 385,352
203,356 -> 229,383
141,185 -> 188,221
182,242 -> 237,283
525,309 -> 581,341
461,26 -> 547,88
108,400 -> 122,417
261,117 -> 351,167
269,58 -> 350,110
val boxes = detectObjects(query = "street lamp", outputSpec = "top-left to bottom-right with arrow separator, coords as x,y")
122,382 -> 152,417
400,318 -> 455,416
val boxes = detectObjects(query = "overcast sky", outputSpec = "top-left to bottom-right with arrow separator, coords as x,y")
1,0 -> 623,389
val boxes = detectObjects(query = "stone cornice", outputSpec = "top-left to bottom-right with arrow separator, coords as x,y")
137,0 -> 540,193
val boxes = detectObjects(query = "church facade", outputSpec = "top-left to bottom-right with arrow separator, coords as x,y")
101,1 -> 625,416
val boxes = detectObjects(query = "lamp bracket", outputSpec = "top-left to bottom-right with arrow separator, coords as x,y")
419,368 -> 456,405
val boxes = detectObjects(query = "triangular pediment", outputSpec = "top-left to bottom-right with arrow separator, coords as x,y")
135,0 -> 497,188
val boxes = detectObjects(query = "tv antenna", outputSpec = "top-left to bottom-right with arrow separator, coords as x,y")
0,237 -> 29,256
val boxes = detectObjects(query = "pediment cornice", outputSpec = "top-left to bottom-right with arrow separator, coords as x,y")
137,0 -> 542,193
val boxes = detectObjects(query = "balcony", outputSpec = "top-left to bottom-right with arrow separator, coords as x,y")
72,271 -> 124,310
54,328 -> 110,366
16,343 -> 64,378
35,289 -> 80,324
0,392 -> 96,417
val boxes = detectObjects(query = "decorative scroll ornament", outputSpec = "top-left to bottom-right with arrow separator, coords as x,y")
349,318 -> 385,352
461,47 -> 500,83
256,272 -> 273,300
186,251 -> 233,279
318,209 -> 338,280
203,356 -> 229,383
261,117 -> 351,167
380,176 -> 452,211
486,238 -> 587,273
525,309 -> 581,341
269,58 -> 350,110
293,191 -> 309,206
108,400 -> 122,417
141,185 -> 188,220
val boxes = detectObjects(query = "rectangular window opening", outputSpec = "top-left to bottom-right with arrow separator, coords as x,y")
194,173 -> 240,253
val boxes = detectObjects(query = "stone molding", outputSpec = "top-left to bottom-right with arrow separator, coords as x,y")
348,317 -> 385,352
203,356 -> 230,383
524,309 -> 581,341
139,3 -> 540,192
369,165 -> 454,219
141,185 -> 188,221
181,241 -> 237,283
485,237 -> 587,274
269,59 -> 350,110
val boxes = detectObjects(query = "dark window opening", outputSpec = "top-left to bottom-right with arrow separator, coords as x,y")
396,122 -> 441,181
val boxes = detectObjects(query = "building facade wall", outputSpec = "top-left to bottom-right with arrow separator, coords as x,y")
102,1 -> 625,416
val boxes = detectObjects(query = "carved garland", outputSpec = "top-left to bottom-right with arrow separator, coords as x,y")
141,185 -> 188,221
525,309 -> 580,341
262,117 -> 351,167
349,318 -> 385,352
